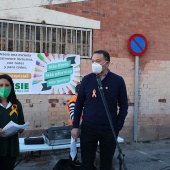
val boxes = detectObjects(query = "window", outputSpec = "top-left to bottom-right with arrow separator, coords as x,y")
0,20 -> 92,58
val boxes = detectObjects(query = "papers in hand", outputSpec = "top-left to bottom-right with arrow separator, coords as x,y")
2,121 -> 29,137
70,137 -> 77,161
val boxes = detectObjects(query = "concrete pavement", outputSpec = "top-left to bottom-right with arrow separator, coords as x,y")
15,139 -> 170,170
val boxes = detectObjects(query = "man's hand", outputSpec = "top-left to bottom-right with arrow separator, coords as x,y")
0,128 -> 5,136
71,128 -> 79,141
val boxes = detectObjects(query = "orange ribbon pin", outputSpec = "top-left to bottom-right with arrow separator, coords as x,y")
92,89 -> 97,98
9,104 -> 18,116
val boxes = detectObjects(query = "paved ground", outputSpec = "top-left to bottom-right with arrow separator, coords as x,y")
15,139 -> 170,170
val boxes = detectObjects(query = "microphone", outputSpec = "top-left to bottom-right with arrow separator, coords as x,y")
95,75 -> 128,170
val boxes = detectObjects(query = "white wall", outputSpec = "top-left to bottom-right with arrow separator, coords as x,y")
0,0 -> 100,29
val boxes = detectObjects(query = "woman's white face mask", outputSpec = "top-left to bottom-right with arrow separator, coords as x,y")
92,62 -> 106,74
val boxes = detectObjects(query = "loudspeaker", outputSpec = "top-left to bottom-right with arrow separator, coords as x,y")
44,125 -> 73,140
24,137 -> 44,145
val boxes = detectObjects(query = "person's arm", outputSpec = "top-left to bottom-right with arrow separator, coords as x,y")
17,100 -> 25,133
116,77 -> 128,132
71,78 -> 86,140
73,79 -> 86,128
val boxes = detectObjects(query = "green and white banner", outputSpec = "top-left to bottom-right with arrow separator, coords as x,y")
0,51 -> 80,94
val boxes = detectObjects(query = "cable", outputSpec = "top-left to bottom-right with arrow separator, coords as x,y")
96,75 -> 128,170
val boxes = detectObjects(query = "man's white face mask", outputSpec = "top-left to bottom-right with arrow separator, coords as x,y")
92,62 -> 106,74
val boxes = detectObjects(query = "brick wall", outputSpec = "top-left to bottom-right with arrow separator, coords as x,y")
18,0 -> 170,141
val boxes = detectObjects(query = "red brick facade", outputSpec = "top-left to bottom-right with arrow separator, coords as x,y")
45,0 -> 170,61
8,0 -> 168,142
42,0 -> 170,141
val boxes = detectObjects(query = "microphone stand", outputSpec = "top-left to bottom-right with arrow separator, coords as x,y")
96,75 -> 128,170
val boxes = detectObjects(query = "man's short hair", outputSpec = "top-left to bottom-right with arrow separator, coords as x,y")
93,50 -> 110,62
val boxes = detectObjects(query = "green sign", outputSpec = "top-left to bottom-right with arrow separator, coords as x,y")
47,76 -> 70,87
44,67 -> 73,80
47,61 -> 71,71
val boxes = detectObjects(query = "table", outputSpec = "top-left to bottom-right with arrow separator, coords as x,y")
19,136 -> 124,152
16,136 -> 124,168
19,137 -> 80,152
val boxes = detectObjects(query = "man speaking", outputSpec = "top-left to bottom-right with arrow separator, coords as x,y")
71,50 -> 128,170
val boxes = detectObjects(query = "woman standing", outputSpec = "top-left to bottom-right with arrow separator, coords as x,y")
0,74 -> 25,170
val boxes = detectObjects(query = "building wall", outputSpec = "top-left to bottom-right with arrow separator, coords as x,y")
45,0 -> 170,141
1,0 -> 170,141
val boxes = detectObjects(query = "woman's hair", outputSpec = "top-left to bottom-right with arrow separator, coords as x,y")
0,74 -> 17,104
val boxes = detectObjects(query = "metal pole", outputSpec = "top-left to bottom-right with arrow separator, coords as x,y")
134,56 -> 139,142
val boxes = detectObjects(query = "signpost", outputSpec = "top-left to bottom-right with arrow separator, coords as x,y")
127,34 -> 148,142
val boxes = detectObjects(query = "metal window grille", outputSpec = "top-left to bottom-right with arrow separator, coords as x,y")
0,20 -> 92,58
